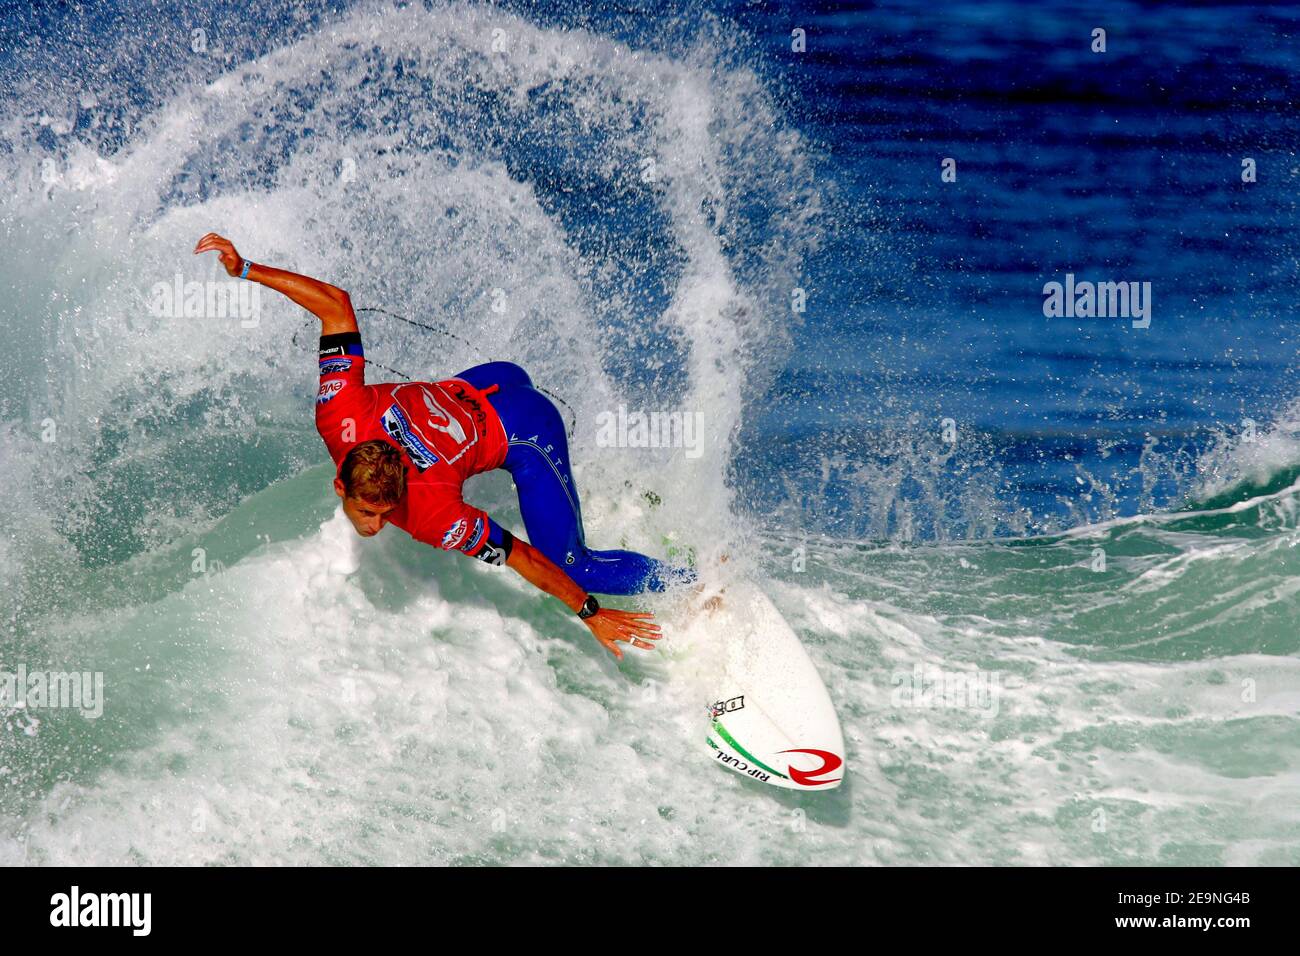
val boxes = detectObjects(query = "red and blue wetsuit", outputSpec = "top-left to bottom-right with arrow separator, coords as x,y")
315,332 -> 685,594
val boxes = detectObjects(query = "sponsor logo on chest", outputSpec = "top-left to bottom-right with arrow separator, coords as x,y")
381,402 -> 440,471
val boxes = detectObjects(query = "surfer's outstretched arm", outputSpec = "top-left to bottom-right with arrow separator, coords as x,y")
506,538 -> 661,660
193,233 -> 358,336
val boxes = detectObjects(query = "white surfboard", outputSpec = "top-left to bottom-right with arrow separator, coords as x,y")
674,581 -> 845,791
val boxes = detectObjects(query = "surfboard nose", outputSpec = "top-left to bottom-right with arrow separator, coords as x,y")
689,582 -> 846,792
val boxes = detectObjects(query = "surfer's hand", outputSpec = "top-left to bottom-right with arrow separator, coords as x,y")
584,608 -> 661,660
194,233 -> 245,276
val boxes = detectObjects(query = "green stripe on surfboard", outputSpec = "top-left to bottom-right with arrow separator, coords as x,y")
711,720 -> 789,780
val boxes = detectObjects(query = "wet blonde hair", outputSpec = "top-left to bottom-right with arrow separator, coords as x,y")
340,439 -> 406,505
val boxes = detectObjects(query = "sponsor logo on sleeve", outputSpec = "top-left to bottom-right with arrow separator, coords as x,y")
319,358 -> 353,375
317,380 -> 346,404
459,517 -> 485,553
441,518 -> 469,549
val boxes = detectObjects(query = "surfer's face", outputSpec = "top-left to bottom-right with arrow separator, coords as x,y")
334,479 -> 398,537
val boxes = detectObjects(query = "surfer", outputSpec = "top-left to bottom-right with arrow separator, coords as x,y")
195,233 -> 688,659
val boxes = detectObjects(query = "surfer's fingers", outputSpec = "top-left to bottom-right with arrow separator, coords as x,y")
614,612 -> 659,628
618,624 -> 659,641
193,238 -> 228,255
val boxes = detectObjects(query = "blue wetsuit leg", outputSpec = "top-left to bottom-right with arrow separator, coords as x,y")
452,362 -> 691,595
454,360 -> 535,392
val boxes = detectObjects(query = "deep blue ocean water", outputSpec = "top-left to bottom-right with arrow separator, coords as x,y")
730,0 -> 1300,538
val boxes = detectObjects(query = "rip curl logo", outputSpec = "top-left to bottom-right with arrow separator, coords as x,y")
780,748 -> 843,787
713,750 -> 772,783
387,383 -> 481,465
441,518 -> 469,549
317,380 -> 345,404
420,386 -> 467,444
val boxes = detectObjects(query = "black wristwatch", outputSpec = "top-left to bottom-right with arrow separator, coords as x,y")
578,595 -> 600,619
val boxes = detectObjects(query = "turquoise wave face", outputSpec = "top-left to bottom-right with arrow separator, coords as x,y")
768,464 -> 1300,664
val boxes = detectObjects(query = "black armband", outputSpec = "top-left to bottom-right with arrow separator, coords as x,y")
319,331 -> 364,359
496,527 -> 515,560
472,526 -> 513,566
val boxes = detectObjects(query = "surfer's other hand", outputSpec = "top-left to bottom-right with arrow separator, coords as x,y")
584,608 -> 661,660
193,233 -> 244,276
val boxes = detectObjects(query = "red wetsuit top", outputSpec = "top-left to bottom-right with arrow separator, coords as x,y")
314,332 -> 513,563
